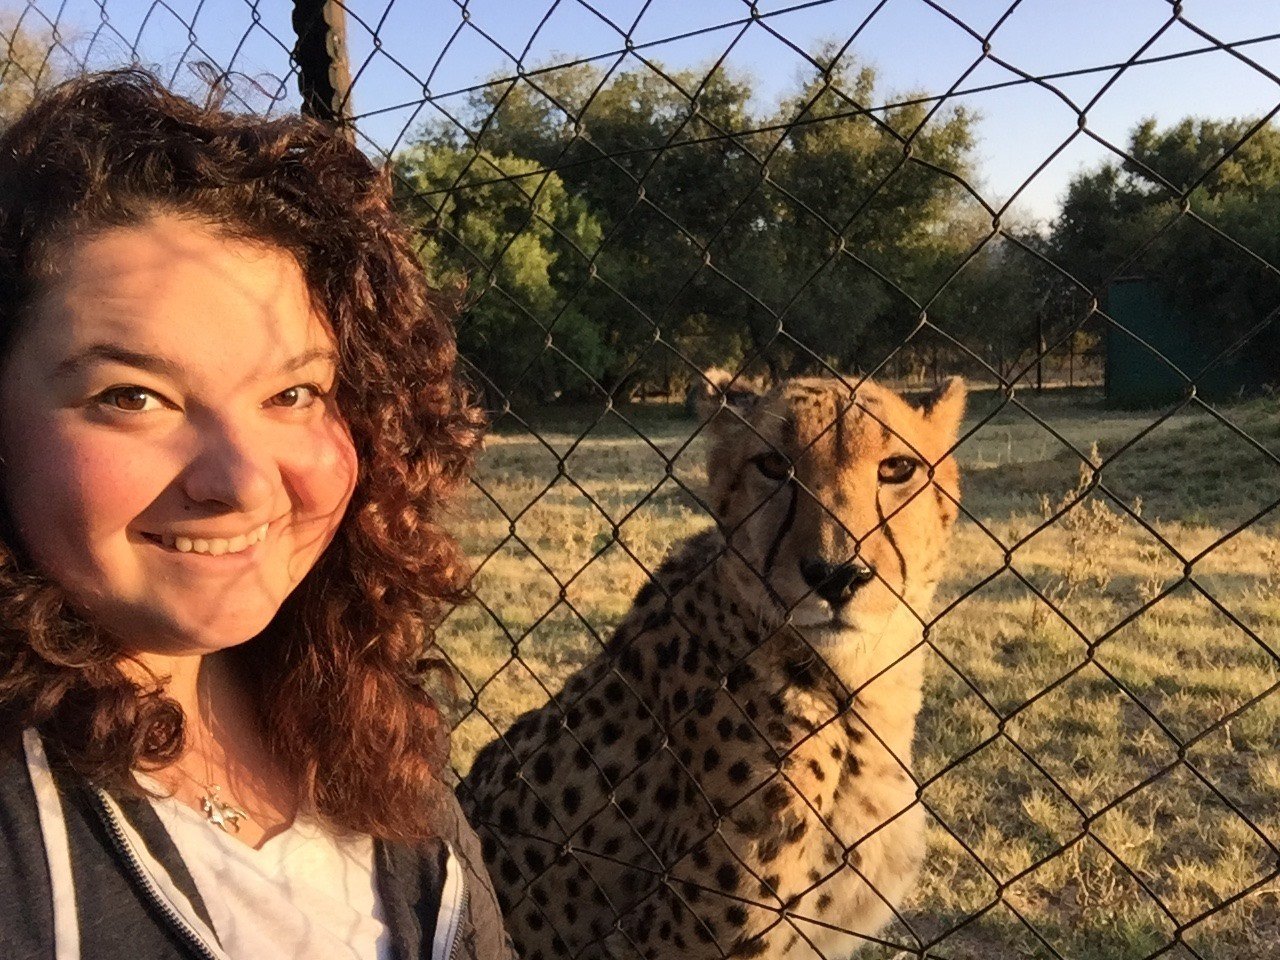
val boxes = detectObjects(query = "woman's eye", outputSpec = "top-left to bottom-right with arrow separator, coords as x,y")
98,386 -> 161,413
753,451 -> 792,481
878,456 -> 920,484
269,384 -> 325,410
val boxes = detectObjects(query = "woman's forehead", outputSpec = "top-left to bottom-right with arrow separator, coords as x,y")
28,216 -> 335,376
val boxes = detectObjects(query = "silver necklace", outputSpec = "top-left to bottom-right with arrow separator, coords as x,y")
198,782 -> 250,833
188,669 -> 252,834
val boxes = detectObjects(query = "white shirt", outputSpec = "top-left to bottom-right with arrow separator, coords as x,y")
144,787 -> 392,960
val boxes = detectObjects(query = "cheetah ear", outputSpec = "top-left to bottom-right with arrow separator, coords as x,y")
919,376 -> 966,442
692,367 -> 765,426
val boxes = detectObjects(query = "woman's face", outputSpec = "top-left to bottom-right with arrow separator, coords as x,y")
0,215 -> 358,661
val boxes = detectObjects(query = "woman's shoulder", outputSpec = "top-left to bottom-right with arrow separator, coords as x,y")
430,784 -> 518,960
0,728 -> 56,958
0,726 -> 44,823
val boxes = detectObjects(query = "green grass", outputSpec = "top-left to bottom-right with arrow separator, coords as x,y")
437,388 -> 1280,960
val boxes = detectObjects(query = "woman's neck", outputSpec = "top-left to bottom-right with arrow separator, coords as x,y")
128,648 -> 207,719
123,648 -> 300,849
124,649 -> 244,755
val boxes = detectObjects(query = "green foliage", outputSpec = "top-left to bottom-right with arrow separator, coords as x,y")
1127,116 -> 1280,200
396,55 -> 1280,401
757,52 -> 979,372
398,52 -> 984,399
1051,116 -> 1280,384
930,234 -> 1045,379
394,146 -> 607,401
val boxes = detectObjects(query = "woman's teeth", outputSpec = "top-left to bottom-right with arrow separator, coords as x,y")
160,522 -> 270,555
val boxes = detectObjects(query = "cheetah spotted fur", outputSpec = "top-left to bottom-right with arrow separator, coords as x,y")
461,373 -> 967,959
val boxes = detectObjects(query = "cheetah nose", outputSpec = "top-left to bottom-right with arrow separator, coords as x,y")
799,557 -> 875,606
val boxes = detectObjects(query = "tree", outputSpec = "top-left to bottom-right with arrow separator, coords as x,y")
1051,115 -> 1280,379
1126,117 -> 1280,202
0,18 -> 59,126
394,146 -> 607,402
408,50 -> 983,395
436,61 -> 770,396
759,49 -> 979,374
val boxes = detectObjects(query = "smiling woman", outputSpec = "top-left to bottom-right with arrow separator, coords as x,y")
2,218 -> 356,662
0,71 -> 513,960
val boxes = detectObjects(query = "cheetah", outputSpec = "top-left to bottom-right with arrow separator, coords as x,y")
460,372 -> 966,959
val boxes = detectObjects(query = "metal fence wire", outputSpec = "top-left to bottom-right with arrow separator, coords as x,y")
3,2 -> 1279,958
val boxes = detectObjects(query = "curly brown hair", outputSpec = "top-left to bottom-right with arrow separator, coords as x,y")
0,69 -> 485,841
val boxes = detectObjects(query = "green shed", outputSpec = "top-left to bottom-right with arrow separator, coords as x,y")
1104,278 -> 1279,408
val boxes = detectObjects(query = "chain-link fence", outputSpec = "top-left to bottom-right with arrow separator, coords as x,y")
3,2 -> 1278,958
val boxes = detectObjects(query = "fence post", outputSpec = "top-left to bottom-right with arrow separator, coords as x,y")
1035,311 -> 1045,392
291,0 -> 353,139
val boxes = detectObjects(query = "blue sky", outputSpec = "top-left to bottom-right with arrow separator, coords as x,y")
19,0 -> 1280,225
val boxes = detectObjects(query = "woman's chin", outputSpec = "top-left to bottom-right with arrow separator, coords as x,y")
103,604 -> 276,662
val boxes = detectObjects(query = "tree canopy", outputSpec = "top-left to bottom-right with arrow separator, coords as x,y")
1051,116 -> 1280,379
0,18 -> 59,126
396,54 -> 989,400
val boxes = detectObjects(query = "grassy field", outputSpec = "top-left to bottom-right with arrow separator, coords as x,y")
436,386 -> 1280,960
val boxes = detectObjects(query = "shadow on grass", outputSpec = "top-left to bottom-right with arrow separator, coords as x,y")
965,396 -> 1280,526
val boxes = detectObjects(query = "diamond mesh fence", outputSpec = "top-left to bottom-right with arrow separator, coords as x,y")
3,2 -> 1278,958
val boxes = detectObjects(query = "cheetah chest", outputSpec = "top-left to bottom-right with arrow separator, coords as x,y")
698,693 -> 925,955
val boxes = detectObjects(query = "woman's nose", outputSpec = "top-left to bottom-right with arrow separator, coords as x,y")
178,423 -> 276,511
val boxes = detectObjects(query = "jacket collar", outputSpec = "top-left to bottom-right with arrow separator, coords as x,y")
20,728 -> 458,960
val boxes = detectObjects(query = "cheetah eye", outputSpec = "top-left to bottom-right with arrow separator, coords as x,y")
878,456 -> 919,484
752,451 -> 792,482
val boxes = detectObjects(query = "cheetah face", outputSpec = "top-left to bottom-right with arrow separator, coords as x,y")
696,373 -> 965,647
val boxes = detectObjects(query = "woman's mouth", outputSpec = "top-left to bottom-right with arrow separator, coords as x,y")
141,521 -> 270,556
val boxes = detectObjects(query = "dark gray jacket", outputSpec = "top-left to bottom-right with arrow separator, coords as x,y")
0,729 -> 516,960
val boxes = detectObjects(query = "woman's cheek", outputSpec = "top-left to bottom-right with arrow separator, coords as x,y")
280,416 -> 358,575
16,426 -> 160,554
2,425 -> 170,629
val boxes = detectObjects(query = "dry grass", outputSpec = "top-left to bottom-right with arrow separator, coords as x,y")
437,387 -> 1280,960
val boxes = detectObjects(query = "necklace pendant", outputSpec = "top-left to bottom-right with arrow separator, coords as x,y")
200,784 -> 250,833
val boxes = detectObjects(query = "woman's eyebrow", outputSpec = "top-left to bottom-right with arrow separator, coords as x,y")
51,343 -> 178,380
277,347 -> 340,375
51,343 -> 339,381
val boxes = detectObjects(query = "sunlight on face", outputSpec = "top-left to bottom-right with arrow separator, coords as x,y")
0,215 -> 358,661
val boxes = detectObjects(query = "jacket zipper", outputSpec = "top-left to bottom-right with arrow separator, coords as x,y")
444,849 -> 470,960
90,790 -> 222,960
446,879 -> 469,960
93,783 -> 463,960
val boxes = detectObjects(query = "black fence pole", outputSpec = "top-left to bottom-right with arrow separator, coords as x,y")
1036,311 -> 1045,392
291,0 -> 353,139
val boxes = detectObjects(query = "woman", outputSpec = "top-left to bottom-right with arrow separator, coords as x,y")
0,70 -> 514,960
